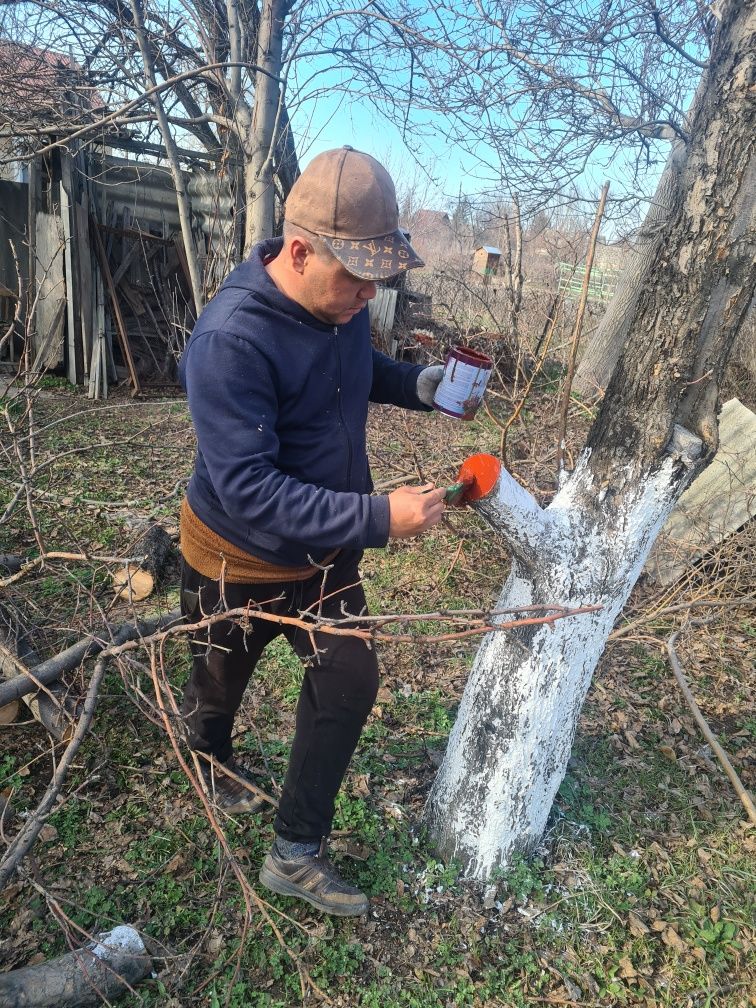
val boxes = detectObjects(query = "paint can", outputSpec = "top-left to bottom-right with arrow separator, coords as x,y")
432,346 -> 493,420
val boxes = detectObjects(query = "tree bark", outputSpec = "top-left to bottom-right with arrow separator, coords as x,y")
424,0 -> 755,879
572,64 -> 714,399
573,142 -> 688,397
244,0 -> 288,251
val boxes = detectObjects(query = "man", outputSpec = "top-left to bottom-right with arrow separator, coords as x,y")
178,146 -> 445,917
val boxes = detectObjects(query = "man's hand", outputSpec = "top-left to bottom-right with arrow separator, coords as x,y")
416,365 -> 444,406
388,484 -> 446,538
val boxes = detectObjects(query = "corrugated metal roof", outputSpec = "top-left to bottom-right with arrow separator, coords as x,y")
478,245 -> 502,255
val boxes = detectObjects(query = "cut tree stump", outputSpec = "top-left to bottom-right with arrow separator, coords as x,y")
111,525 -> 176,602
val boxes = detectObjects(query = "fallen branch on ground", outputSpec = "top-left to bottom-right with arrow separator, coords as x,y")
666,628 -> 756,825
0,925 -> 153,1008
0,610 -> 182,708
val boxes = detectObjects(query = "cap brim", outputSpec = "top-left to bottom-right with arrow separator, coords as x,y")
321,230 -> 424,280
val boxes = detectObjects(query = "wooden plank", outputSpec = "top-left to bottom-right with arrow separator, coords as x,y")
88,268 -> 106,399
59,164 -> 83,385
75,194 -> 94,375
172,235 -> 193,294
90,216 -> 140,394
31,300 -> 66,371
33,211 -> 66,369
368,287 -> 398,342
646,398 -> 756,584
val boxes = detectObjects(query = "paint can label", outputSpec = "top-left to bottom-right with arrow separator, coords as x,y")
432,346 -> 493,420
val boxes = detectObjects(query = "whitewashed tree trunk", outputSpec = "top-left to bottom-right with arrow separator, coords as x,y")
424,0 -> 756,880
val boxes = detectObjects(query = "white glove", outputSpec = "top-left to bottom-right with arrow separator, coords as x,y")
416,365 -> 444,406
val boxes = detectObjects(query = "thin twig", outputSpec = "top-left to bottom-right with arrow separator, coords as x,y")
666,629 -> 756,824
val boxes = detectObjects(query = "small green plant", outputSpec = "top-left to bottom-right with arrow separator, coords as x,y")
333,792 -> 382,845
49,797 -> 88,848
684,905 -> 742,964
256,637 -> 303,707
502,853 -> 546,902
557,775 -> 612,832
0,754 -> 23,791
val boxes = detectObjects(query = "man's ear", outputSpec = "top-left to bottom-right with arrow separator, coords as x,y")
289,236 -> 310,275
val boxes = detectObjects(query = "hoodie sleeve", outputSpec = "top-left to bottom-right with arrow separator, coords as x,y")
182,331 -> 391,550
369,349 -> 433,412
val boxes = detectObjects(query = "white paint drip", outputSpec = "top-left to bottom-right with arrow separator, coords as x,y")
426,449 -> 689,879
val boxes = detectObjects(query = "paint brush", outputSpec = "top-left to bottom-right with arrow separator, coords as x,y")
443,477 -> 474,505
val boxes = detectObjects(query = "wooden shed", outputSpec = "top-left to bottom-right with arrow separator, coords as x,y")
472,245 -> 502,283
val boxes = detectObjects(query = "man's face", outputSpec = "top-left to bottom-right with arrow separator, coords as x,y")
301,245 -> 378,326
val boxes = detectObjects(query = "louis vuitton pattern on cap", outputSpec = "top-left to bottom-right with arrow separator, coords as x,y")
284,146 -> 424,281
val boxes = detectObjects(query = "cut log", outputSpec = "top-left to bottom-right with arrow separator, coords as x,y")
112,564 -> 154,602
0,925 -> 152,1008
111,525 -> 176,602
135,524 -> 175,581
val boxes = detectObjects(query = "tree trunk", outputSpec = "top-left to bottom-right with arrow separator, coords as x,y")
573,142 -> 687,397
244,0 -> 287,252
0,926 -> 151,1007
128,0 -> 205,315
572,63 -> 714,399
424,0 -> 755,880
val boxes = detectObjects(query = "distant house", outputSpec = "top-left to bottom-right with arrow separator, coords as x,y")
472,246 -> 502,283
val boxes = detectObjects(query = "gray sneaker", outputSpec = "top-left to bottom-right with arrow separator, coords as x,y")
200,758 -> 267,815
259,840 -> 370,917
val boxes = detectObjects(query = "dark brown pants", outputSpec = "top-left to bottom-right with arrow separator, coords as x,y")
180,549 -> 379,843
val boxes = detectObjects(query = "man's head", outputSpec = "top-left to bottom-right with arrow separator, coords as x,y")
284,147 -> 423,282
267,147 -> 423,325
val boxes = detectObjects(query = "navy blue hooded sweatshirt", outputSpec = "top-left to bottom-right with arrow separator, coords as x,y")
179,238 -> 430,567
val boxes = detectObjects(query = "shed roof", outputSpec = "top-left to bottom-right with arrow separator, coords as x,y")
477,245 -> 502,256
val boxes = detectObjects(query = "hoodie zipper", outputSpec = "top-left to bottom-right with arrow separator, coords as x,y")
334,326 -> 353,488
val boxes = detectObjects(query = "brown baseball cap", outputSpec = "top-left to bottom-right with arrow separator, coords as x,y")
284,146 -> 424,281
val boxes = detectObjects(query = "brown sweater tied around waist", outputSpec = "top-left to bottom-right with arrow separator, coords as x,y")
180,498 -> 339,583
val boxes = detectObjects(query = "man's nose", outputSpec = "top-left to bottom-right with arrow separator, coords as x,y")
360,281 -> 377,301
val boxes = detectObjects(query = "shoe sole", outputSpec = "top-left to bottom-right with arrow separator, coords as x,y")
259,863 -> 369,917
